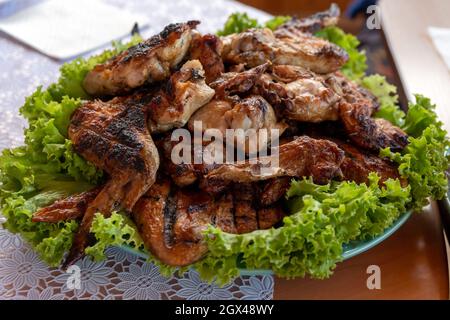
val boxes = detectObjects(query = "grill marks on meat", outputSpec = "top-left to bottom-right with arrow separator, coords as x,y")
132,178 -> 285,266
334,139 -> 405,186
256,65 -> 341,122
148,60 -> 215,132
83,21 -> 199,96
36,13 -> 412,269
189,33 -> 224,83
65,91 -> 160,266
221,27 -> 348,74
337,75 -> 408,151
207,136 -> 344,184
133,179 -> 209,266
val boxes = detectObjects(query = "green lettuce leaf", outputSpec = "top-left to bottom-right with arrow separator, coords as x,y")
381,95 -> 449,209
217,13 -> 261,36
361,74 -> 405,127
264,16 -> 291,30
199,174 -> 409,285
85,212 -> 145,261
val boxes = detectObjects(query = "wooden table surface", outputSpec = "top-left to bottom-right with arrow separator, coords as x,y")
274,0 -> 450,299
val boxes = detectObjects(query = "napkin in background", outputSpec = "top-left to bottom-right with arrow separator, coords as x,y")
0,0 -> 148,60
428,26 -> 450,71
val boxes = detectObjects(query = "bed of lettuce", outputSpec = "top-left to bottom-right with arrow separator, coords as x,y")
0,14 -> 448,284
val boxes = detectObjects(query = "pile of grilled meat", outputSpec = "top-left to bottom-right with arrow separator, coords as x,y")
32,5 -> 408,268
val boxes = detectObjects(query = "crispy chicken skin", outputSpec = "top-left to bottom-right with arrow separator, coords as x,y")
259,177 -> 291,206
132,178 -> 285,266
83,21 -> 199,96
132,179 -> 210,266
189,33 -> 224,83
148,60 -> 215,132
275,4 -> 340,36
334,139 -> 405,186
337,74 -> 408,151
210,62 -> 270,98
256,65 -> 341,122
207,136 -> 344,184
189,98 -> 286,154
221,27 -> 348,74
225,95 -> 284,132
188,99 -> 233,134
32,187 -> 101,223
65,91 -> 160,266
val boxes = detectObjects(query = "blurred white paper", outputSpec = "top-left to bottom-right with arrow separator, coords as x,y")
0,0 -> 148,59
428,26 -> 450,71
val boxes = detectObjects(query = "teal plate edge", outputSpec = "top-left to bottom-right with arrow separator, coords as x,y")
119,211 -> 412,277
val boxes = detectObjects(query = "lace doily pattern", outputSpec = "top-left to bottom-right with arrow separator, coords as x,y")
0,0 -> 274,300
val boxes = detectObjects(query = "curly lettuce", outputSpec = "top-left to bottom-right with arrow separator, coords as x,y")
217,13 -> 290,36
0,13 -> 448,285
0,36 -> 142,266
195,15 -> 449,284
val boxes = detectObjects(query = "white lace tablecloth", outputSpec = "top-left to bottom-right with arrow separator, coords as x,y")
0,0 -> 274,300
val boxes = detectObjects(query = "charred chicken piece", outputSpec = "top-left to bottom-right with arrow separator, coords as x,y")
133,179 -> 210,267
232,183 -> 259,233
224,95 -> 288,155
206,136 -> 344,184
333,139 -> 406,186
337,75 -> 408,151
65,90 -> 160,266
213,193 -> 237,233
256,65 -> 342,122
32,187 -> 101,223
221,27 -> 348,74
259,177 -> 291,207
210,62 -> 270,99
189,33 -> 224,83
275,3 -> 340,36
132,178 -> 286,267
148,60 -> 215,133
83,21 -> 199,96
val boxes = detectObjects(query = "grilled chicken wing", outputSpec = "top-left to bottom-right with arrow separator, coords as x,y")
221,26 -> 348,74
32,187 -> 101,223
83,21 -> 199,96
65,90 -> 160,266
189,33 -> 224,83
148,60 -> 215,132
256,65 -> 341,122
207,136 -> 344,184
